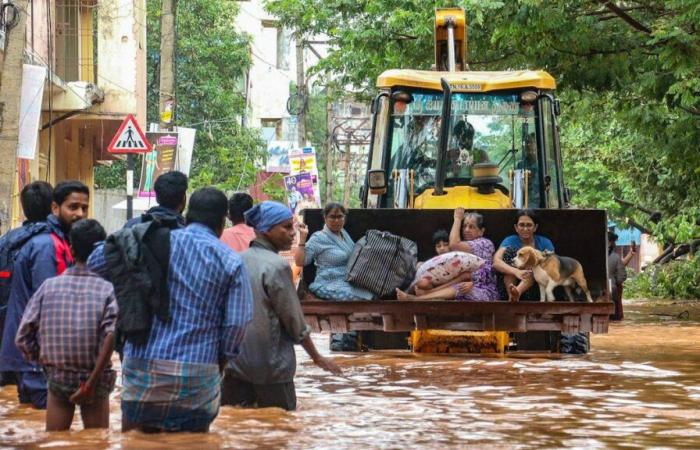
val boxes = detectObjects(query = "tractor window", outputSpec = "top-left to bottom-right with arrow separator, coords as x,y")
388,93 -> 443,198
540,98 -> 561,208
448,95 -> 537,200
514,114 -> 540,208
385,90 -> 542,206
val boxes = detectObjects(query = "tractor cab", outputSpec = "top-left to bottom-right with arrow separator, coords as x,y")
363,70 -> 566,212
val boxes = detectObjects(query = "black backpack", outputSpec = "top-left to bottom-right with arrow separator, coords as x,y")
0,222 -> 49,308
104,215 -> 178,349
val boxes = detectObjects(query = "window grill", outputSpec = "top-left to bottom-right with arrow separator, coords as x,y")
55,0 -> 98,82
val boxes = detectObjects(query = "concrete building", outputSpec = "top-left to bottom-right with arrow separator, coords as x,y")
234,0 -> 325,142
3,0 -> 146,226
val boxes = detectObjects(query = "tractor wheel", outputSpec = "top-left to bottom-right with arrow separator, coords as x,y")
560,332 -> 590,354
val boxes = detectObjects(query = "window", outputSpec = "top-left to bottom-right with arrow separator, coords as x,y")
386,91 -> 535,194
55,0 -> 96,82
261,118 -> 282,140
539,98 -> 562,208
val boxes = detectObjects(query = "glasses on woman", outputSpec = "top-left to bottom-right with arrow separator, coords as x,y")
327,214 -> 346,221
517,222 -> 535,229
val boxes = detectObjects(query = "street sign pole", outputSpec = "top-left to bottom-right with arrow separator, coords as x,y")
126,154 -> 135,221
106,114 -> 152,222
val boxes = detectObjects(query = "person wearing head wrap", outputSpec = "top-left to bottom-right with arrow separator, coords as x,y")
223,201 -> 342,411
243,200 -> 293,233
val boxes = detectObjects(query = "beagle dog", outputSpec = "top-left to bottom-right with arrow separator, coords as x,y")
512,246 -> 593,302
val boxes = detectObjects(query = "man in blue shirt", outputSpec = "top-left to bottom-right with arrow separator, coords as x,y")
493,209 -> 554,302
87,171 -> 188,278
124,170 -> 188,229
0,181 -> 89,408
90,187 -> 253,432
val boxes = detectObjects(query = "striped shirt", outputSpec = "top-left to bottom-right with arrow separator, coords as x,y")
15,266 -> 117,383
115,223 -> 253,365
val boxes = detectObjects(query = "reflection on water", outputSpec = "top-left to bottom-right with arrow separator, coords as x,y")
2,304 -> 700,449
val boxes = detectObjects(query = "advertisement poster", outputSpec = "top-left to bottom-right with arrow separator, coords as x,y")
139,133 -> 178,198
288,147 -> 321,204
283,172 -> 319,215
266,141 -> 294,173
288,147 -> 318,174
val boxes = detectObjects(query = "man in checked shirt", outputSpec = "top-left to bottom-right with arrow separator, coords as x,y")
15,219 -> 117,431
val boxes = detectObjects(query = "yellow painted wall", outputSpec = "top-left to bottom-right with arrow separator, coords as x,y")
12,118 -> 96,226
79,7 -> 95,83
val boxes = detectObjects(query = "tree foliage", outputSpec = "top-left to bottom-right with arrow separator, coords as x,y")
164,0 -> 264,191
96,0 -> 264,192
626,256 -> 700,300
266,0 -> 700,243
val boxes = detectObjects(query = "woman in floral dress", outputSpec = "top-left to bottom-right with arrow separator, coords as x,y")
446,208 -> 499,301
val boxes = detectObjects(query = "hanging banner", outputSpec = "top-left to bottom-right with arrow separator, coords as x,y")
138,133 -> 178,198
18,65 -> 47,159
266,140 -> 294,173
283,172 -> 318,215
174,126 -> 196,176
147,124 -> 196,176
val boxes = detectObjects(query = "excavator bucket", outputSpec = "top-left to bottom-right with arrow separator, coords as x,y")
300,208 -> 613,353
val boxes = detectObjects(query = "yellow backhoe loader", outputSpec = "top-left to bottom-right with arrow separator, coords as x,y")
301,8 -> 613,354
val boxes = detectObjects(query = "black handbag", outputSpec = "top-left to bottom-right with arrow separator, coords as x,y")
346,229 -> 418,298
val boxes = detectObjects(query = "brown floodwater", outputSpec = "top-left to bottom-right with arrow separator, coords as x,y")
2,301 -> 700,449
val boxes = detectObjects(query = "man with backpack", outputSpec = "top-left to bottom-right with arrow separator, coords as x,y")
87,171 -> 188,278
124,171 -> 188,229
89,187 -> 254,431
0,181 -> 89,408
0,181 -> 53,386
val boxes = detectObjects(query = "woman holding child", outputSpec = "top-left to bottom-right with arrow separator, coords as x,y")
295,203 -> 373,301
397,208 -> 498,301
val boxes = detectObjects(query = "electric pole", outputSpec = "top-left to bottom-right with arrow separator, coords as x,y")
295,34 -> 305,148
125,0 -> 176,221
325,101 -> 334,203
0,0 -> 30,233
342,138 -> 352,207
159,0 -> 177,133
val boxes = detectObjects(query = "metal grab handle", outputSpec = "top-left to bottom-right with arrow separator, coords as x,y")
524,169 -> 530,208
508,170 -> 514,205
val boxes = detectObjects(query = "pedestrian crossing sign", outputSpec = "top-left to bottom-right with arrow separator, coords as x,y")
107,114 -> 153,154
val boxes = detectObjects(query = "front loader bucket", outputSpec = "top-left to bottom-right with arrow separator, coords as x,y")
300,208 -> 611,353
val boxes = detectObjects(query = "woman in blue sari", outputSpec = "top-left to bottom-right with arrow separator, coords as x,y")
295,203 -> 373,301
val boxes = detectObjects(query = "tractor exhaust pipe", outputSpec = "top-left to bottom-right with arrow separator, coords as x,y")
446,18 -> 456,72
434,78 -> 453,196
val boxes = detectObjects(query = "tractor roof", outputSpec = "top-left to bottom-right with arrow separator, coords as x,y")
376,69 -> 556,92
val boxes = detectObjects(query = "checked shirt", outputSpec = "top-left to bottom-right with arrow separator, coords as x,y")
15,266 -> 117,385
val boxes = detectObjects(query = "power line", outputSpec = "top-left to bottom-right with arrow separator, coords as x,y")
45,0 -> 53,181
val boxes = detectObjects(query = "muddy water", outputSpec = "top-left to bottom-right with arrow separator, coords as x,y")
2,302 -> 700,449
